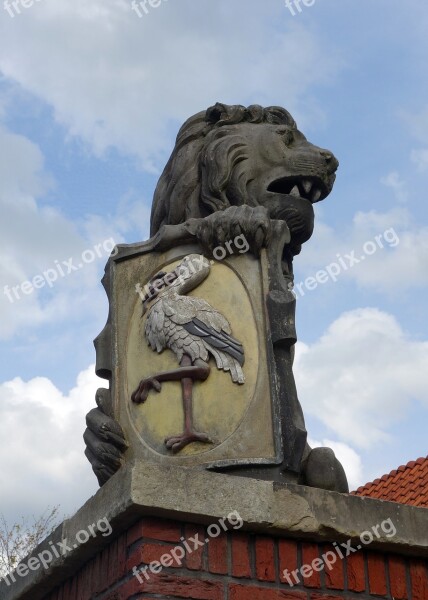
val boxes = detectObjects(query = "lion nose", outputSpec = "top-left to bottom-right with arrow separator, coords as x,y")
320,150 -> 339,173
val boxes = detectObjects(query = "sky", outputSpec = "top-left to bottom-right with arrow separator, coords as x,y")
0,0 -> 427,526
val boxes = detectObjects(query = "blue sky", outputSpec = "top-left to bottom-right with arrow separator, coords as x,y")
0,0 -> 427,523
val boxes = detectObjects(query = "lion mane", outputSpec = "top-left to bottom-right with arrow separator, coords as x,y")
150,103 -> 298,236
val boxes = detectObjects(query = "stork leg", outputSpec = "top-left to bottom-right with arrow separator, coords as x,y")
131,360 -> 210,404
165,355 -> 213,453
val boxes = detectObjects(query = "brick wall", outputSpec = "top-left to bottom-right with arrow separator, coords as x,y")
42,516 -> 428,600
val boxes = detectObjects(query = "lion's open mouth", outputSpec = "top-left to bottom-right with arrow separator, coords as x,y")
267,176 -> 327,203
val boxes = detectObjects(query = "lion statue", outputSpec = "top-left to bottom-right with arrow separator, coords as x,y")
84,103 -> 348,493
151,102 -> 337,257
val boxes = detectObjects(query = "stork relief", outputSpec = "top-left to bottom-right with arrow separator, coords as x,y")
135,233 -> 249,302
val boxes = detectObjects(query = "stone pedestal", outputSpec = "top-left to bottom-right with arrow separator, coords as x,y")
2,462 -> 427,600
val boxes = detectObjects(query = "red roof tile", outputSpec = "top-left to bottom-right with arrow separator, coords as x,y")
351,456 -> 428,508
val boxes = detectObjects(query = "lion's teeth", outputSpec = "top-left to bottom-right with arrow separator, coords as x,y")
290,185 -> 300,197
302,180 -> 312,194
312,189 -> 322,202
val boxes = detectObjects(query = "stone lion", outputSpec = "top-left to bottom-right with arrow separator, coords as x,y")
151,102 -> 338,257
84,103 -> 348,493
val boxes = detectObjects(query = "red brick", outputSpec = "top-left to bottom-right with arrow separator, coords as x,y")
229,583 -> 306,599
279,539 -> 298,585
127,517 -> 182,546
301,543 -> 321,589
310,595 -> 345,600
323,544 -> 345,590
389,556 -> 408,599
100,543 -> 117,590
207,532 -> 228,575
116,572 -> 223,599
107,535 -> 125,583
106,538 -> 120,588
367,552 -> 387,596
346,551 -> 365,593
83,562 -> 95,600
410,560 -> 428,600
90,552 -> 103,595
75,562 -> 92,600
96,544 -> 111,595
231,532 -> 252,578
255,536 -> 276,582
185,524 -> 206,571
127,541 -> 183,573
85,564 -> 97,600
117,533 -> 128,580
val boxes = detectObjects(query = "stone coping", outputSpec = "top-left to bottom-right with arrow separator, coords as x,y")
2,460 -> 427,600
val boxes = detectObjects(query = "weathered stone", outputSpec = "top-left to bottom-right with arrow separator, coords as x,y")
84,102 -> 347,492
1,463 -> 426,600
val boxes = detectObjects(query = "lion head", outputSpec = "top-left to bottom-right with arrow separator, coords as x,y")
150,103 -> 338,251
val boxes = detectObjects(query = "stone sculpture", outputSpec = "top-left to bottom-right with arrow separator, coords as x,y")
84,103 -> 349,493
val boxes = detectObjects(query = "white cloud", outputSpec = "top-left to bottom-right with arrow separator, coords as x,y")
0,125 -> 85,338
401,105 -> 428,144
295,308 -> 428,449
295,207 -> 428,292
0,365 -> 100,523
411,148 -> 428,171
380,171 -> 408,203
0,1 -> 343,169
0,122 -> 150,340
401,105 -> 428,170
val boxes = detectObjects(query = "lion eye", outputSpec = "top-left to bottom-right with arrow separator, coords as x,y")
277,127 -> 294,146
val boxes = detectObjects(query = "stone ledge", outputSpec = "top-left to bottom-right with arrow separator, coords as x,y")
2,460 -> 427,600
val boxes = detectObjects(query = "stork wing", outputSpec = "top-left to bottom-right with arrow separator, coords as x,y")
182,317 -> 244,366
162,295 -> 244,364
145,302 -> 166,352
163,296 -> 231,333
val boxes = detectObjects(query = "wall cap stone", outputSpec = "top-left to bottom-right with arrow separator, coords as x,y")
2,460 -> 427,600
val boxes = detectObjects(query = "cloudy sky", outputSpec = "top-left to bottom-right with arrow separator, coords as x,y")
1,0 -> 427,525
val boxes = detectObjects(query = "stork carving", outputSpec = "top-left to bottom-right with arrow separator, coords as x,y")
131,254 -> 245,453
